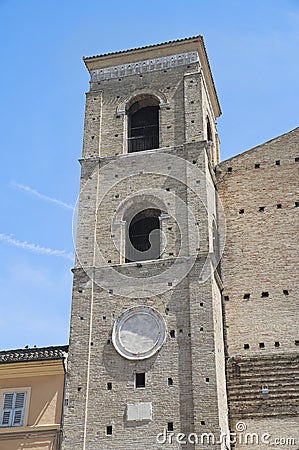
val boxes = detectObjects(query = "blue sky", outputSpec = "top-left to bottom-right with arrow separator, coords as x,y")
0,0 -> 298,350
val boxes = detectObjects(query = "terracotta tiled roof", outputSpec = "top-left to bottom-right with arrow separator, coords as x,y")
0,345 -> 68,364
83,35 -> 202,60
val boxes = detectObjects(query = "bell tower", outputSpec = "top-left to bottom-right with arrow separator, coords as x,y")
62,36 -> 230,449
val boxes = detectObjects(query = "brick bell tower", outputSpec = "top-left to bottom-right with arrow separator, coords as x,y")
62,36 -> 230,450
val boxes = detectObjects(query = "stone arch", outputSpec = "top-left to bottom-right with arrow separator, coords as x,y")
115,193 -> 167,223
116,89 -> 169,116
113,194 -> 168,263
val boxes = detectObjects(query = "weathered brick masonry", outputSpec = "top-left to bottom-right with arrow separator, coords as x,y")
62,35 -> 298,450
217,128 -> 299,448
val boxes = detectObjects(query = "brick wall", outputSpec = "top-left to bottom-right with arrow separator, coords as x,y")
63,38 -> 228,450
217,128 -> 299,449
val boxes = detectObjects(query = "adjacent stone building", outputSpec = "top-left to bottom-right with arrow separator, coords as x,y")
60,35 -> 298,449
217,128 -> 299,448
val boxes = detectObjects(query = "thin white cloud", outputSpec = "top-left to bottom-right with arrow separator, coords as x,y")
0,233 -> 74,261
11,181 -> 74,210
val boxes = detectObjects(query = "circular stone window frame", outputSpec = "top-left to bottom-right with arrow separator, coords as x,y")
112,306 -> 167,360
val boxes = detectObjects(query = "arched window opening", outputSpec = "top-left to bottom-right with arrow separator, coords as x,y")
207,116 -> 213,142
126,209 -> 161,262
128,97 -> 159,152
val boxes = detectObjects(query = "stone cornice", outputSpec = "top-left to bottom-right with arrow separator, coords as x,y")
84,36 -> 221,118
0,359 -> 65,379
0,424 -> 60,440
89,51 -> 199,82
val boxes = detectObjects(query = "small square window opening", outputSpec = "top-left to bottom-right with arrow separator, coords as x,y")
135,373 -> 145,388
167,422 -> 174,431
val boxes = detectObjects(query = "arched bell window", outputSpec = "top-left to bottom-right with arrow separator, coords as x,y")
127,96 -> 159,152
125,208 -> 161,262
